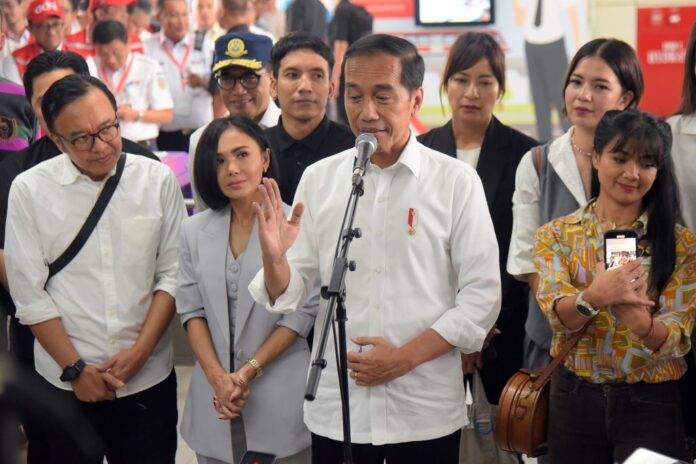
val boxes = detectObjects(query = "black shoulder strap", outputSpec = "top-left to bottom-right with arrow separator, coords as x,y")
47,154 -> 127,281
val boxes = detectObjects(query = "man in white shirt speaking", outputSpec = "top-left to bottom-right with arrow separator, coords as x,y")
249,34 -> 501,463
5,74 -> 186,464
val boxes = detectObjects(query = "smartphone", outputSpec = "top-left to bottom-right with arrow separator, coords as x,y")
604,230 -> 638,269
240,451 -> 277,464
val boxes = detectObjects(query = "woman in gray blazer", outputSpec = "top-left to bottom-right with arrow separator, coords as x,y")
177,116 -> 315,464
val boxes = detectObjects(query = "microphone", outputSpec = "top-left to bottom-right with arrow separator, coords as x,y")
352,133 -> 378,179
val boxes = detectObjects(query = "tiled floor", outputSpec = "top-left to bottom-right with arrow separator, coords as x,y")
175,365 -> 197,464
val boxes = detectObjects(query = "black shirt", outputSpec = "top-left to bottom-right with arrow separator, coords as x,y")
265,115 -> 355,204
286,0 -> 328,41
329,0 -> 372,46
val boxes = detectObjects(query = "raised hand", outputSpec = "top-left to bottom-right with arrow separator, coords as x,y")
253,178 -> 304,262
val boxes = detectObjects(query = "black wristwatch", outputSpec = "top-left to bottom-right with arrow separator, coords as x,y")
60,358 -> 86,382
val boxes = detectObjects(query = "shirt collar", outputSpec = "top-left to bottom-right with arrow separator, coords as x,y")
276,115 -> 331,152
369,132 -> 421,179
160,32 -> 190,49
564,199 -> 648,232
59,152 -> 119,185
258,99 -> 280,129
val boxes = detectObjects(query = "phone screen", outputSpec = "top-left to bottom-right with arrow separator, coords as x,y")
604,232 -> 637,269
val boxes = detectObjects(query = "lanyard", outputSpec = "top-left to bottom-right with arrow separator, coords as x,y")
99,53 -> 134,101
161,38 -> 192,90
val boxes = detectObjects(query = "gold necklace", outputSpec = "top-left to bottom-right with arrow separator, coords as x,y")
571,128 -> 593,157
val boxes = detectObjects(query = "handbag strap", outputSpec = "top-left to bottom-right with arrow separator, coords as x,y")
531,319 -> 592,390
47,153 -> 127,281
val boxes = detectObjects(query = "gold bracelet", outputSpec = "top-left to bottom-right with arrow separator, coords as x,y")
246,358 -> 263,378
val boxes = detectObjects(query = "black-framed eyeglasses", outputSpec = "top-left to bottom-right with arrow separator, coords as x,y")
55,121 -> 120,151
216,72 -> 262,90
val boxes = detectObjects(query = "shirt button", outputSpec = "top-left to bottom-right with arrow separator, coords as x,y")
377,196 -> 386,203
230,264 -> 239,273
229,282 -> 238,292
373,304 -> 381,310
374,266 -> 383,274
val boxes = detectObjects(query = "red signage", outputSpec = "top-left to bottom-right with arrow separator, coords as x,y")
353,0 -> 414,19
637,7 -> 696,116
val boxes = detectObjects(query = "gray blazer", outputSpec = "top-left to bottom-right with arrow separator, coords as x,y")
177,205 -> 315,461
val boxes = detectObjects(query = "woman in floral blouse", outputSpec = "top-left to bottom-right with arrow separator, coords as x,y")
534,109 -> 695,463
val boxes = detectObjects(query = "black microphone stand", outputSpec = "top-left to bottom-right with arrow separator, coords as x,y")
305,170 -> 369,464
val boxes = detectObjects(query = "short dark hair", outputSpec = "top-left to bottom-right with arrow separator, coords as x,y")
677,24 -> 696,115
23,50 -> 90,102
92,20 -> 129,44
220,0 -> 246,15
344,33 -> 424,93
42,74 -> 117,133
128,0 -> 152,14
562,38 -> 644,115
194,116 -> 279,210
270,32 -> 334,78
441,32 -> 505,96
594,109 -> 678,298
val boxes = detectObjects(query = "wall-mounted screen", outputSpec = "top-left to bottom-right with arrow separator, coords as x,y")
416,0 -> 494,26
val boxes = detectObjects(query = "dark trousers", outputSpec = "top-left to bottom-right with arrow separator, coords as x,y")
548,365 -> 686,464
41,369 -> 178,464
157,129 -> 192,152
311,430 -> 460,464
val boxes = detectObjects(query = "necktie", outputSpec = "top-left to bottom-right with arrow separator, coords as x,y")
534,0 -> 543,27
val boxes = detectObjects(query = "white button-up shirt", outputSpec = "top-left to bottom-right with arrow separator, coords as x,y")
143,33 -> 213,132
5,153 -> 187,397
88,52 -> 174,142
667,114 -> 696,231
249,134 -> 501,444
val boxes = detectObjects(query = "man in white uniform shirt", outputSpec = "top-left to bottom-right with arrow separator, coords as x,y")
188,31 -> 280,211
143,0 -> 213,151
249,34 -> 501,462
89,20 -> 173,146
5,74 -> 186,463
0,0 -> 31,58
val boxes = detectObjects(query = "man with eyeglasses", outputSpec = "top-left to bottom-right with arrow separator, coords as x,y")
188,31 -> 280,211
0,50 -> 158,464
0,0 -> 77,84
4,73 -> 186,464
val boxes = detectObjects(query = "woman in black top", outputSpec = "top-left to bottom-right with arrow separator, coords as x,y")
418,31 -> 537,404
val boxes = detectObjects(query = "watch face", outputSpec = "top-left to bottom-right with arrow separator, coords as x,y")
576,302 -> 593,317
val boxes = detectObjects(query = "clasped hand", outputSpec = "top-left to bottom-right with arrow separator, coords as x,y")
347,336 -> 411,387
587,260 -> 654,336
211,372 -> 249,420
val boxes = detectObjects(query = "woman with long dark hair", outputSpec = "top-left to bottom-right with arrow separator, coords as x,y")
534,109 -> 694,463
507,38 -> 644,376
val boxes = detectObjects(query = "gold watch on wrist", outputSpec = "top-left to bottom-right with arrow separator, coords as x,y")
246,358 -> 263,378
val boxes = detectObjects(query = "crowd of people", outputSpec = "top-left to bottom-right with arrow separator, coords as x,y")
0,1 -> 695,464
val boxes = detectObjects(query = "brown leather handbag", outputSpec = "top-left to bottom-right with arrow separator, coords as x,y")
494,323 -> 589,457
